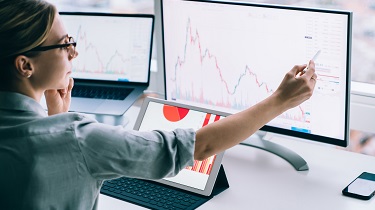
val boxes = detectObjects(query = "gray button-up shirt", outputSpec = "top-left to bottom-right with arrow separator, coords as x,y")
0,91 -> 195,210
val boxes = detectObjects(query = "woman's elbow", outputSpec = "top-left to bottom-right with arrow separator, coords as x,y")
194,144 -> 213,161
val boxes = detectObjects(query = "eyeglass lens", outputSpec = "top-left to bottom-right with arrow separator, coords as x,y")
67,37 -> 76,58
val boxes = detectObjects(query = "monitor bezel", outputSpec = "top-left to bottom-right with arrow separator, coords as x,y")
160,0 -> 352,147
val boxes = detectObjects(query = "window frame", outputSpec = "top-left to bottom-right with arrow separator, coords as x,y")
350,81 -> 375,133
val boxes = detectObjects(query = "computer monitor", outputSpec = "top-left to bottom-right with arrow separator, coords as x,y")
160,0 -> 352,170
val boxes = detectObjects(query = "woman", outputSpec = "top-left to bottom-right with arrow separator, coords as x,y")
0,0 -> 317,209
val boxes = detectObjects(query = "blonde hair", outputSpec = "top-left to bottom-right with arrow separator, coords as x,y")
0,0 -> 56,87
0,0 -> 56,59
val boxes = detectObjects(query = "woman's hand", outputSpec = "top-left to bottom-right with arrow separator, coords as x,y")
45,77 -> 74,116
273,60 -> 317,110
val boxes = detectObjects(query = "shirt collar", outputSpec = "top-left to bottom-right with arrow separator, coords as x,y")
0,91 -> 48,117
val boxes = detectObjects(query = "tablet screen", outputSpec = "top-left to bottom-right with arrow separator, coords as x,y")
134,97 -> 228,195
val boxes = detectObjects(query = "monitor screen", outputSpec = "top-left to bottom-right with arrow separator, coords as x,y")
61,13 -> 154,83
161,0 -> 352,146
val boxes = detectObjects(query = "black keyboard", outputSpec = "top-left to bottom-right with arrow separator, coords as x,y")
100,177 -> 210,210
72,85 -> 133,100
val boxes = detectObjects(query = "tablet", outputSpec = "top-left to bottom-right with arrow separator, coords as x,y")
133,97 -> 230,196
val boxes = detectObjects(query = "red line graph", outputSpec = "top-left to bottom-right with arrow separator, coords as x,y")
73,26 -> 132,74
171,18 -> 309,123
174,19 -> 272,96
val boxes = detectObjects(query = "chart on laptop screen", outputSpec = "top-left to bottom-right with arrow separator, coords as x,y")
138,101 -> 224,190
163,0 -> 349,141
62,15 -> 152,83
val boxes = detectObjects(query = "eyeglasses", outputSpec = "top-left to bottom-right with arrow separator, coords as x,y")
24,36 -> 77,58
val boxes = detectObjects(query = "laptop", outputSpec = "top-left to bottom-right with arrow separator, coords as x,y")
60,12 -> 154,116
100,97 -> 230,209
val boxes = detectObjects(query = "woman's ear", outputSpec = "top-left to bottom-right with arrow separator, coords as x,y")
14,55 -> 33,78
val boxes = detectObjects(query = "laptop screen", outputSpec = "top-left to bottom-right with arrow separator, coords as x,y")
134,97 -> 228,196
60,13 -> 154,83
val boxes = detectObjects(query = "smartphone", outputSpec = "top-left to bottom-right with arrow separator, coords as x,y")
342,172 -> 375,200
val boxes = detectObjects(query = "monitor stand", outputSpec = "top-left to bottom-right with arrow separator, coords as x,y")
240,131 -> 309,171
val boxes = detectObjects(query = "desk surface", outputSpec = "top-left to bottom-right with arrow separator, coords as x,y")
97,105 -> 375,210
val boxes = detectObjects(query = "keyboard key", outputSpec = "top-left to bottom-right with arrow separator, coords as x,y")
72,85 -> 133,100
173,202 -> 186,209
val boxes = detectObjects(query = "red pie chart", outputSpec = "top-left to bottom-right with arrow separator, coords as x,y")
163,105 -> 189,122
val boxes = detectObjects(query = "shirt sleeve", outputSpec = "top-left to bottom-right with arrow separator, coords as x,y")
72,114 -> 196,180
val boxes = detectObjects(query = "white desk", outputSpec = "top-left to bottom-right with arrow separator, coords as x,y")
97,104 -> 375,210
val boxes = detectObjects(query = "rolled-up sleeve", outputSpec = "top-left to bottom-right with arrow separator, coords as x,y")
72,115 -> 196,180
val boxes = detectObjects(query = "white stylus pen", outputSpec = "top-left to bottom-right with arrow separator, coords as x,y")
302,49 -> 321,74
296,50 -> 321,78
